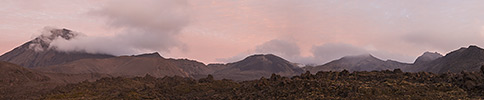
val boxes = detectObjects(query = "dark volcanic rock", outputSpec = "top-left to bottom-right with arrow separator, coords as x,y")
41,70 -> 484,99
481,65 -> 484,75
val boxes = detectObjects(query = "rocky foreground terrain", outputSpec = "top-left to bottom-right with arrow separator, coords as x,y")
39,67 -> 484,99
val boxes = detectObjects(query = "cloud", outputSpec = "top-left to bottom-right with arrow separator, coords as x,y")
49,0 -> 191,55
255,39 -> 301,58
310,43 -> 417,64
5,0 -> 484,64
215,52 -> 252,63
253,39 -> 315,64
311,43 -> 369,64
402,30 -> 482,51
216,39 -> 305,63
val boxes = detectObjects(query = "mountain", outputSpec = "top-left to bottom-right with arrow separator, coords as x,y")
35,53 -> 190,78
132,52 -> 220,79
0,28 -> 114,68
412,45 -> 484,73
414,52 -> 443,65
212,54 -> 304,81
133,52 -> 216,78
306,54 -> 410,73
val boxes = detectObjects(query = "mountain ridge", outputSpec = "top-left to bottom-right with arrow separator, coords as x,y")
212,54 -> 304,81
305,54 -> 411,73
412,45 -> 484,73
34,55 -> 190,78
414,52 -> 443,65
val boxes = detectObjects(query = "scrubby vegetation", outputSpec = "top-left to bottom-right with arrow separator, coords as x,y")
42,68 -> 484,99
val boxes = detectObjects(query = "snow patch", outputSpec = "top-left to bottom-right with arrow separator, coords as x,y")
28,27 -> 80,52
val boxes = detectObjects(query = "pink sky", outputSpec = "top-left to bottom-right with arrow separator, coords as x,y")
2,0 -> 484,64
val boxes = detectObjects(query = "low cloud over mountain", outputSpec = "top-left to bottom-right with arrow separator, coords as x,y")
48,0 -> 191,55
220,39 -> 414,65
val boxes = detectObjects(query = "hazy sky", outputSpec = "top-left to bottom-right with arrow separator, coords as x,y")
1,0 -> 484,64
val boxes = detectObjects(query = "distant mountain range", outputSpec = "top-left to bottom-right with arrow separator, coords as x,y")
34,53 -> 303,81
1,28 -> 484,82
304,54 -> 411,73
305,45 -> 484,74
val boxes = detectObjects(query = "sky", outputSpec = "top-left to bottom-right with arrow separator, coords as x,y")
1,0 -> 484,65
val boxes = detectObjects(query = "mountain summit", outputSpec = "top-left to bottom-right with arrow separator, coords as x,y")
229,54 -> 303,73
414,52 -> 443,65
213,54 -> 304,80
413,45 -> 484,73
0,28 -> 114,68
28,28 -> 78,52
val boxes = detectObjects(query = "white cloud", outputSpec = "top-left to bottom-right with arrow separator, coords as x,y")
49,0 -> 191,55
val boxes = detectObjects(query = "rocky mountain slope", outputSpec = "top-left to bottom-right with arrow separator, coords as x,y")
212,54 -> 304,81
34,53 -> 190,78
410,45 -> 484,73
305,54 -> 411,73
0,28 -> 114,68
413,52 -> 443,65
